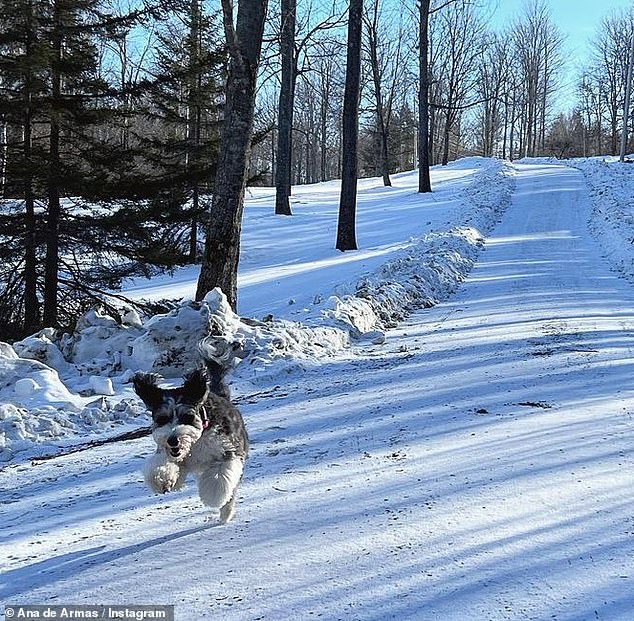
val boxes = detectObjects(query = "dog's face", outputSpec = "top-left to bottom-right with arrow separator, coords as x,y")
133,369 -> 209,463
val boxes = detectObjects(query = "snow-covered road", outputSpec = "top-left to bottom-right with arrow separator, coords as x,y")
3,163 -> 634,620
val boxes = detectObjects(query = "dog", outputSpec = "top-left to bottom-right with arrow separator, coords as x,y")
133,355 -> 248,523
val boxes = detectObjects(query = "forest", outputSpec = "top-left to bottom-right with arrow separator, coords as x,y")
1,0 -> 632,341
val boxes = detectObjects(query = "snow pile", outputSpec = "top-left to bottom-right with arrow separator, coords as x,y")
318,159 -> 513,337
0,343 -> 82,412
0,399 -> 146,461
200,288 -> 351,376
329,227 -> 481,335
0,158 -> 513,462
0,340 -> 147,461
570,157 -> 634,280
59,307 -> 143,377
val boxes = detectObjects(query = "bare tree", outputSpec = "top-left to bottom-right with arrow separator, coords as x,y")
590,11 -> 633,155
476,33 -> 510,157
577,68 -> 606,156
336,0 -> 363,252
196,0 -> 268,309
417,0 -> 432,192
274,0 -> 296,215
101,0 -> 155,151
273,1 -> 345,213
432,0 -> 485,165
314,40 -> 343,182
363,0 -> 406,186
511,0 -> 563,158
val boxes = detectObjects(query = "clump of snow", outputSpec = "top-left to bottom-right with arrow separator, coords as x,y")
14,378 -> 40,397
0,342 -> 18,359
88,376 -> 115,396
0,399 -> 147,462
128,301 -> 213,375
59,306 -> 142,376
122,308 -> 143,329
0,404 -> 75,458
13,329 -> 73,375
200,288 -> 351,380
0,357 -> 82,412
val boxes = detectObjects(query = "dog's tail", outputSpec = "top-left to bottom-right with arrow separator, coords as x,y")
198,337 -> 233,399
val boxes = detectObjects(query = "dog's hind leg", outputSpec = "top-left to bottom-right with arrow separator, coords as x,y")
219,494 -> 236,524
197,457 -> 244,521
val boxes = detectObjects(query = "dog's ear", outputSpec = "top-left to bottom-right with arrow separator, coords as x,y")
133,373 -> 163,410
182,368 -> 209,403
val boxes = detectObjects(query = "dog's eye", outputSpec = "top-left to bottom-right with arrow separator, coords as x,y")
154,414 -> 172,426
178,413 -> 197,426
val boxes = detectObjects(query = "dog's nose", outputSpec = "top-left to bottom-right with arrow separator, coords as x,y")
167,435 -> 179,447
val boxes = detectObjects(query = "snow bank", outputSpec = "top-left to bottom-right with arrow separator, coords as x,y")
0,400 -> 147,461
0,158 -> 514,462
569,157 -> 634,281
0,339 -> 147,461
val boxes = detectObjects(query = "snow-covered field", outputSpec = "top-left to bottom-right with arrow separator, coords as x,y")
3,157 -> 634,620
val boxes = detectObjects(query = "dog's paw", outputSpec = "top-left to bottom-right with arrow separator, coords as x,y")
219,497 -> 236,523
143,454 -> 182,494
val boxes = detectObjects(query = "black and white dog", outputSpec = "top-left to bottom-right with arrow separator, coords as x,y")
133,355 -> 248,523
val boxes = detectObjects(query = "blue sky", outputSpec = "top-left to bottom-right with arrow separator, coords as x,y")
488,0 -> 634,110
490,0 -> 633,60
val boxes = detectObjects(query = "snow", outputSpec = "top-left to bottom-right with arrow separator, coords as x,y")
2,158 -> 634,619
0,157 -> 513,461
570,156 -> 634,281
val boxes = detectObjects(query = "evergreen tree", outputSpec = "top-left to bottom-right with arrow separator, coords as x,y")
0,0 -> 50,334
0,0 -> 169,338
143,0 -> 225,262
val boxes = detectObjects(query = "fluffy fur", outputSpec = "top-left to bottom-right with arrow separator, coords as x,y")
133,359 -> 248,523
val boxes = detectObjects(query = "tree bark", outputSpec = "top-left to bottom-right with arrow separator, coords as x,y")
21,0 -> 39,333
336,0 -> 363,252
195,0 -> 268,309
275,0 -> 296,215
418,0 -> 432,192
43,0 -> 63,327
366,7 -> 391,187
0,114 -> 7,198
187,0 -> 202,262
441,108 -> 452,165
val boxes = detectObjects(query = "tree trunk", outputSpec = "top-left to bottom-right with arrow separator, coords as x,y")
43,0 -> 63,327
502,92 -> 509,159
320,94 -> 328,181
336,0 -> 363,252
441,110 -> 452,165
195,0 -> 268,309
189,184 -> 199,261
275,0 -> 296,216
187,0 -> 202,262
0,114 -> 7,198
418,0 -> 432,192
366,13 -> 391,187
22,0 -> 39,333
509,97 -> 516,161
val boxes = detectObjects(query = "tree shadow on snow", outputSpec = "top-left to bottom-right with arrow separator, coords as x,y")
0,524 -> 210,600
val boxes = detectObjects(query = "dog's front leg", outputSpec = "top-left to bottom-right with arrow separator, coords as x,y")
143,452 -> 186,494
